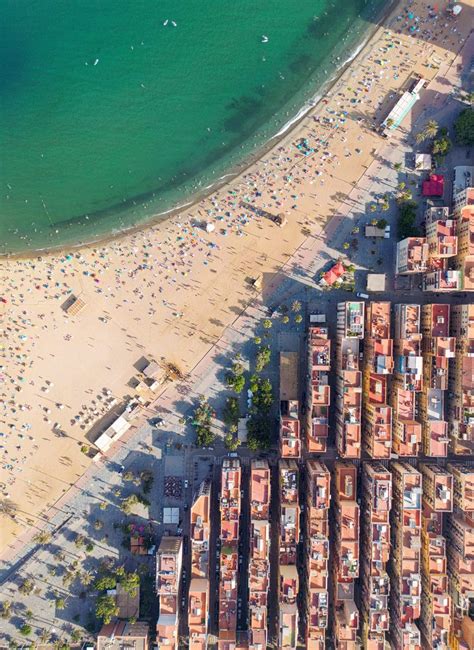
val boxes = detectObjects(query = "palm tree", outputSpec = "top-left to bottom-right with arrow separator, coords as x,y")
416,119 -> 438,143
39,630 -> 51,644
33,530 -> 51,545
291,300 -> 302,313
0,499 -> 17,519
0,600 -> 12,619
80,570 -> 94,587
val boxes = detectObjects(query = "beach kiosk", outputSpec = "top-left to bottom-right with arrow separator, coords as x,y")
380,77 -> 426,136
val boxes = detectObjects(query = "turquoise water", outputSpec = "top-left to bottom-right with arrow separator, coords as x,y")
0,0 -> 386,254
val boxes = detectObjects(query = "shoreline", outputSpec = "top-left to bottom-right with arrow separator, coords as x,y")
0,0 -> 397,261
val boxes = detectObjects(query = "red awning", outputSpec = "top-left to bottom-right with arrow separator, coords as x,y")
422,174 -> 444,197
322,261 -> 345,285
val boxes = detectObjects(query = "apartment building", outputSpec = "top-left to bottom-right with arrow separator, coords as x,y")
218,459 -> 241,650
280,351 -> 301,459
452,166 -> 474,218
419,304 -> 455,457
248,460 -> 271,650
278,459 -> 300,650
450,167 -> 474,290
446,464 -> 474,650
156,536 -> 183,650
363,302 -> 393,459
304,460 -> 331,649
449,304 -> 474,454
395,237 -> 428,274
360,463 -> 392,650
425,205 -> 450,223
336,302 -> 365,459
308,325 -> 331,453
331,461 -> 360,649
394,304 -> 423,392
426,217 -> 458,260
189,479 -> 211,650
424,268 -> 462,292
391,304 -> 423,456
420,465 -> 453,650
97,621 -> 149,650
389,462 -> 422,650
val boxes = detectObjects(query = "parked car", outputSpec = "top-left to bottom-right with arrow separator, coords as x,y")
356,292 -> 369,299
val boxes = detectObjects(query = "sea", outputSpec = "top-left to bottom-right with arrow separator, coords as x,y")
0,0 -> 387,254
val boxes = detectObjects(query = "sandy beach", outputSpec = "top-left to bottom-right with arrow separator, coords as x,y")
0,0 -> 471,556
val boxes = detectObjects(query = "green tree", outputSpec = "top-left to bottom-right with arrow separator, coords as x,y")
192,396 -> 216,447
226,357 -> 246,393
393,162 -> 402,171
397,189 -> 412,203
223,397 -> 239,429
74,534 -> 85,549
94,520 -> 103,531
376,219 -> 388,229
294,314 -> 303,324
19,579 -> 34,595
369,204 -> 377,212
231,373 -> 246,394
121,495 -> 140,515
224,433 -> 241,451
118,571 -> 140,597
253,336 -> 262,345
70,630 -> 81,643
255,346 -> 271,372
281,315 -> 290,324
196,425 -> 215,447
95,594 -> 119,624
19,624 -> 32,637
454,108 -> 474,145
262,319 -> 272,329
432,129 -> 451,159
246,416 -> 272,451
342,242 -> 350,250
251,377 -> 273,415
397,201 -> 420,240
80,444 -> 89,455
140,469 -> 154,494
55,598 -> 66,610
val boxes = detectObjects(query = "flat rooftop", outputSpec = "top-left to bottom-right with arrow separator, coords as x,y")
367,301 -> 391,339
